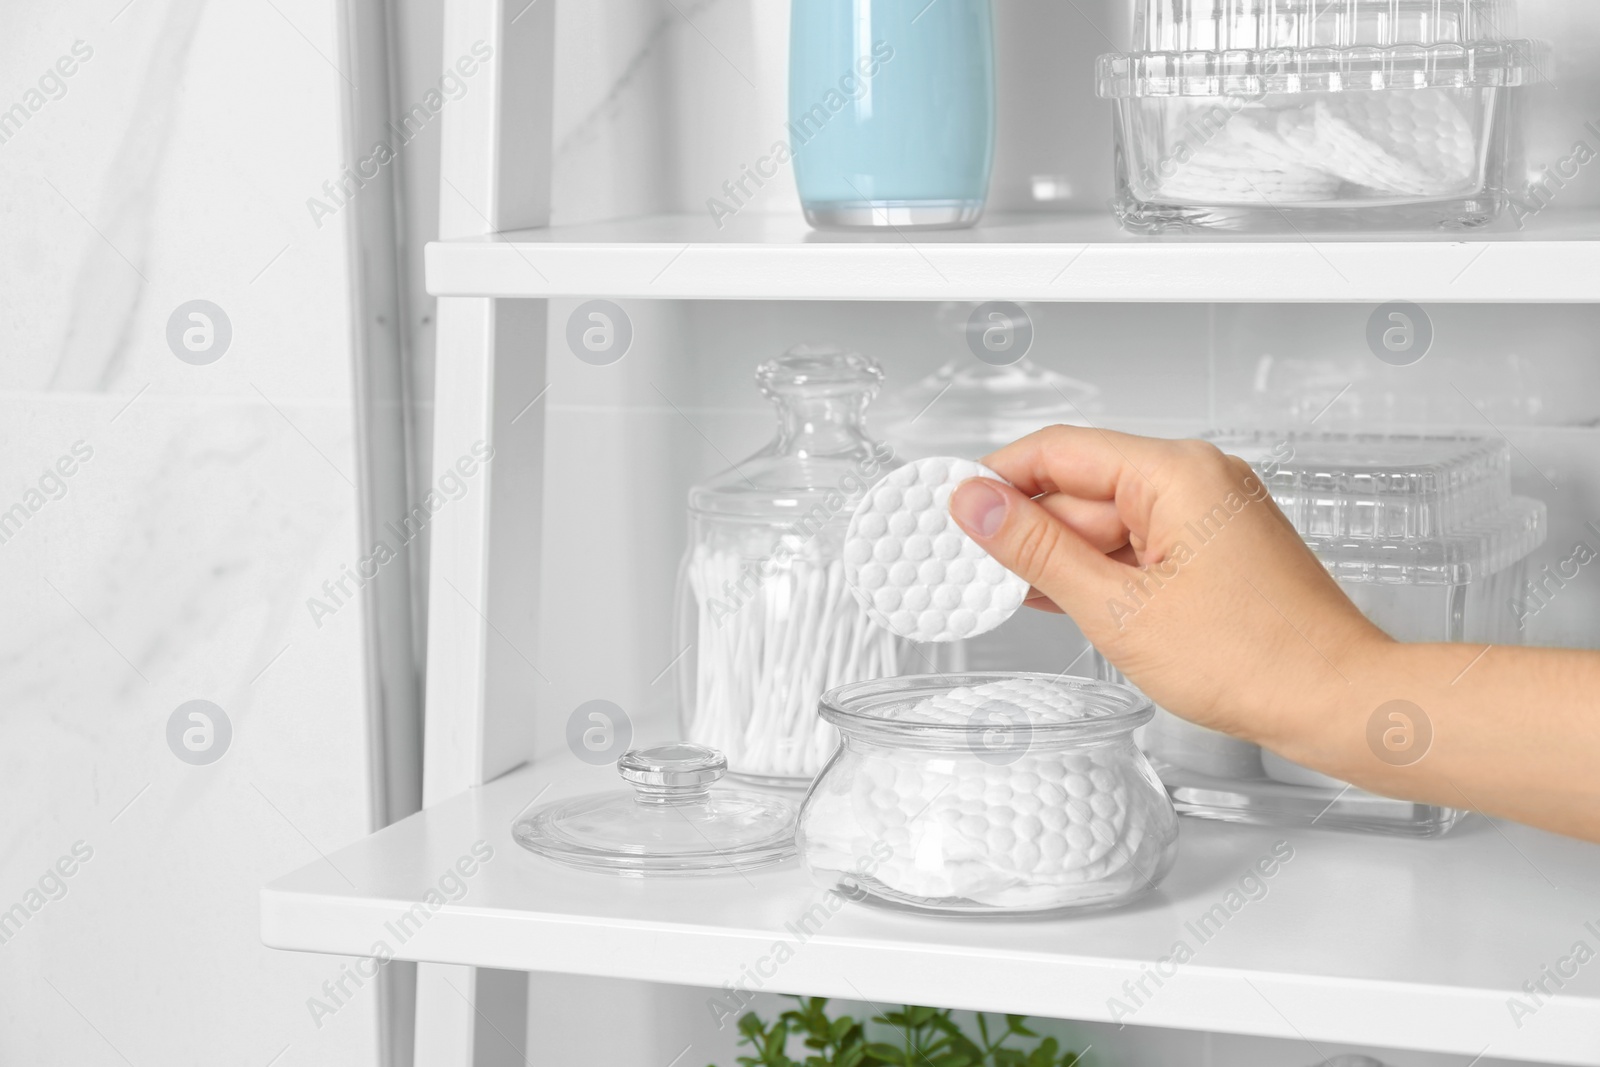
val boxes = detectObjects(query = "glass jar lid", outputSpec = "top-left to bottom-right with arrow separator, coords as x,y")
687,345 -> 897,522
512,744 -> 798,875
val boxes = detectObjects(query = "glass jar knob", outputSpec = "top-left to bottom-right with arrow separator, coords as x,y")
618,743 -> 726,803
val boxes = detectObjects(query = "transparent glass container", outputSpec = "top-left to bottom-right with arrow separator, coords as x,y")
790,0 -> 995,230
798,673 -> 1179,916
676,347 -> 903,787
1099,432 -> 1547,836
512,744 -> 797,876
875,357 -> 1102,464
1095,0 -> 1537,232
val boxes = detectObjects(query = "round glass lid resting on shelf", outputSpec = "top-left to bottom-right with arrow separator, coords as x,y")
675,346 -> 904,788
1095,0 -> 1541,233
513,744 -> 798,875
789,0 -> 995,230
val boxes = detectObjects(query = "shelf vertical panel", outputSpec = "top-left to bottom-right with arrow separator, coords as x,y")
418,0 -> 556,1063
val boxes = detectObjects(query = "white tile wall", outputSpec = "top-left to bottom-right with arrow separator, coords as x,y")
0,1 -> 383,1065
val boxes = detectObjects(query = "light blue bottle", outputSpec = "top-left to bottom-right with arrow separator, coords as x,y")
789,0 -> 995,230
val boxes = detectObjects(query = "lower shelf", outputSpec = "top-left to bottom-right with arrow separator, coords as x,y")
261,762 -> 1600,1064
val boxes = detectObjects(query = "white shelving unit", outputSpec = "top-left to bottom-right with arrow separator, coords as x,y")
425,210 -> 1600,303
263,762 -> 1600,1065
261,2 -> 1600,1064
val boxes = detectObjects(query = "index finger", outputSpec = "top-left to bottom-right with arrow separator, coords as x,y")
981,425 -> 1171,501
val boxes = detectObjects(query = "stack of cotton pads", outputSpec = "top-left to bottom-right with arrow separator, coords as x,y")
881,676 -> 1118,725
1159,89 -> 1479,204
843,457 -> 1030,643
802,678 -> 1171,911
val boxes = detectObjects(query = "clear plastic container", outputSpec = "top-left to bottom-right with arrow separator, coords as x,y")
513,744 -> 797,875
675,346 -> 904,787
1100,432 -> 1546,836
1095,0 -> 1538,232
798,673 -> 1179,916
790,0 -> 995,229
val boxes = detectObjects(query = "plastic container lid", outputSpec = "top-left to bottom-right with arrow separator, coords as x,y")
512,744 -> 798,875
1210,430 -> 1546,584
1096,0 -> 1538,97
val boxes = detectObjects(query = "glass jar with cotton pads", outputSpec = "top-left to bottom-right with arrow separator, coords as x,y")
1095,0 -> 1538,232
798,673 -> 1179,916
674,346 -> 904,788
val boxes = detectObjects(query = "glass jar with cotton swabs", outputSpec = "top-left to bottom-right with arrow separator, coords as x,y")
675,346 -> 907,787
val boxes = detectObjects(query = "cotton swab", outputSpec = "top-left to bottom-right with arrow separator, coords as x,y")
682,548 -> 899,780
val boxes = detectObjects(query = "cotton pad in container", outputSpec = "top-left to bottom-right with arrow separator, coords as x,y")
797,673 -> 1179,916
1095,0 -> 1538,232
843,457 -> 1029,643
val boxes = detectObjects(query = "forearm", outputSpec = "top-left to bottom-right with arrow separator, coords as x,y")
1273,641 -> 1600,842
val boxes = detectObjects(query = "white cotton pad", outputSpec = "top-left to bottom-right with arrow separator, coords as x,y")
843,457 -> 1030,643
842,678 -> 1140,902
1318,90 -> 1478,197
882,676 -> 1117,725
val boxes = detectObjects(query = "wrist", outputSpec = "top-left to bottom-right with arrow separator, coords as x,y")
1262,625 -> 1401,779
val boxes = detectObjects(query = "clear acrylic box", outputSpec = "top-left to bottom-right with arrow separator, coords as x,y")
1100,432 -> 1547,836
1095,0 -> 1538,232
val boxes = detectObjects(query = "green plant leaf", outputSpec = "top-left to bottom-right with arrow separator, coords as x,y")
865,1041 -> 908,1065
709,1000 -> 1079,1067
1024,1036 -> 1059,1067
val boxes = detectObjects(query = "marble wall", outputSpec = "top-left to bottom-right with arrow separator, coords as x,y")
1,1 -> 387,1065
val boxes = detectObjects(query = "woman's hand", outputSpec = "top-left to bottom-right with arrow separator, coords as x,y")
948,425 -> 1385,750
947,425 -> 1600,842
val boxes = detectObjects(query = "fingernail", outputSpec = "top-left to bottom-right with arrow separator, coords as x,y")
951,479 -> 1006,539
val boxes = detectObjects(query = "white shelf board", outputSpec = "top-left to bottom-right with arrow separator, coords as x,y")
263,761 -> 1600,1063
423,210 -> 1600,303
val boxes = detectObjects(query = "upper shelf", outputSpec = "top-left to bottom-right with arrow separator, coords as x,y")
424,210 -> 1600,303
263,762 -> 1600,1064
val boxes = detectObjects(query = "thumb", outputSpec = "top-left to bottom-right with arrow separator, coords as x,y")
949,478 -> 1125,623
